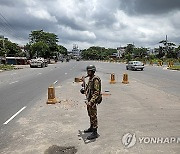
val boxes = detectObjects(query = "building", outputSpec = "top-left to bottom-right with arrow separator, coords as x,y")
117,47 -> 126,58
6,57 -> 27,65
68,44 -> 81,58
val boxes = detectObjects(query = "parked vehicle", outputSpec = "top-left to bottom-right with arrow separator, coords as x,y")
126,61 -> 144,71
66,58 -> 70,62
76,57 -> 80,61
30,57 -> 48,68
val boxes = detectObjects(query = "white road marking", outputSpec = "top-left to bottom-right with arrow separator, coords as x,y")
9,81 -> 19,84
65,73 -> 67,75
11,73 -> 17,75
3,106 -> 27,125
163,67 -> 168,70
53,80 -> 58,85
37,73 -> 42,75
169,70 -> 177,72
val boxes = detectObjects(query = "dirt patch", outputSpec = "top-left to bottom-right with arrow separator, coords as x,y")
44,145 -> 77,154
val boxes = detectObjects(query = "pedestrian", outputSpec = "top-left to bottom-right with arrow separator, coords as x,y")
80,65 -> 102,140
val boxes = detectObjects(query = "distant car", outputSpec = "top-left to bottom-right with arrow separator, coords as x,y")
76,58 -> 80,61
30,57 -> 48,68
126,61 -> 144,71
66,58 -> 69,62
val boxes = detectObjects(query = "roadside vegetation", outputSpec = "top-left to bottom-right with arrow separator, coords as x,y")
0,30 -> 67,60
167,65 -> 180,71
0,64 -> 14,71
0,31 -> 179,67
80,39 -> 180,66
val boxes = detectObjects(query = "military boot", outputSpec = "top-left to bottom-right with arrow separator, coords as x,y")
84,125 -> 93,133
87,128 -> 98,140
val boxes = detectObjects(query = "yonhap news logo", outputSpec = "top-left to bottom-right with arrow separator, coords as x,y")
122,133 -> 137,148
122,133 -> 180,148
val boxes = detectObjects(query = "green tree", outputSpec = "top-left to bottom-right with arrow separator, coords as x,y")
81,46 -> 115,60
0,39 -> 21,57
30,41 -> 50,58
159,40 -> 176,58
133,47 -> 148,59
28,30 -> 59,58
29,30 -> 58,45
58,45 -> 67,55
125,44 -> 134,54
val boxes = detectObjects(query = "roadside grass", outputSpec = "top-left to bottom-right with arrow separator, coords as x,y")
168,65 -> 180,71
0,64 -> 15,71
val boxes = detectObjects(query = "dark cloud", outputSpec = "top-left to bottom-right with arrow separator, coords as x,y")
0,0 -> 180,49
120,0 -> 180,15
56,16 -> 85,31
0,0 -> 17,7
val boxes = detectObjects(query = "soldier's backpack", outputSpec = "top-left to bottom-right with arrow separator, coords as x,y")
92,76 -> 102,104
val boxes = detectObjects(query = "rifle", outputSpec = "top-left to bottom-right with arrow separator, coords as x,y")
80,75 -> 88,94
80,75 -> 88,104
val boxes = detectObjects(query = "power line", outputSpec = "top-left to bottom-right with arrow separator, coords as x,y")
0,11 -> 25,42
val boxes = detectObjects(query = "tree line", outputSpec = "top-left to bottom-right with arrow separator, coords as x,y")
81,40 -> 180,60
0,30 -> 180,61
0,30 -> 67,59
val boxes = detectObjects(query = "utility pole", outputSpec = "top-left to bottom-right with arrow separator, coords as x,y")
166,35 -> 168,55
0,35 -> 6,64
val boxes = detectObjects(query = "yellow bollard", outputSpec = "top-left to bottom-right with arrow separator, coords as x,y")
168,61 -> 173,67
168,62 -> 170,67
47,85 -> 58,104
110,73 -> 116,84
171,61 -> 174,67
149,61 -> 153,66
74,77 -> 83,83
122,73 -> 129,84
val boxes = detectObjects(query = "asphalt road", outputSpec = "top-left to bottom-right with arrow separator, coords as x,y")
0,61 -> 179,127
0,61 -> 87,127
0,60 -> 180,153
93,62 -> 180,97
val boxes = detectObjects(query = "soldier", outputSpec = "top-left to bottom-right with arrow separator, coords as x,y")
80,65 -> 102,140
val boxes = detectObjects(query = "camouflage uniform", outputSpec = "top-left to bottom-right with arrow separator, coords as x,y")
85,75 -> 101,129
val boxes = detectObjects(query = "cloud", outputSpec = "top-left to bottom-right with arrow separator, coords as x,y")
26,7 -> 57,22
0,0 -> 180,50
120,0 -> 180,15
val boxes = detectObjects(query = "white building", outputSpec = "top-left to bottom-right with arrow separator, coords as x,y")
117,47 -> 126,58
68,44 -> 80,57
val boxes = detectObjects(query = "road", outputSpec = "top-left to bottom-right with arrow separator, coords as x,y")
0,61 -> 86,126
0,61 -> 179,153
0,61 -> 179,127
95,62 -> 180,97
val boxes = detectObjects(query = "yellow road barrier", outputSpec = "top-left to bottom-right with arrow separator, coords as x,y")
74,77 -> 83,83
47,85 -> 58,104
110,73 -> 116,84
149,61 -> 153,66
122,73 -> 129,84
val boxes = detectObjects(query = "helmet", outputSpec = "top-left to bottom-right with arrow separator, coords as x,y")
86,65 -> 96,72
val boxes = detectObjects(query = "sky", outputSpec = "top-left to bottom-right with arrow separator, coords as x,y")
0,0 -> 180,50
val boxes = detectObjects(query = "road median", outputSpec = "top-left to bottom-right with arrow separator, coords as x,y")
1,71 -> 179,154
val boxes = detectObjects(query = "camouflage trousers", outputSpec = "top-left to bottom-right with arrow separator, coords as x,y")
87,102 -> 98,129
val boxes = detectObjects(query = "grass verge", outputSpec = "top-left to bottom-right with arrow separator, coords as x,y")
167,65 -> 180,71
0,64 -> 15,71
